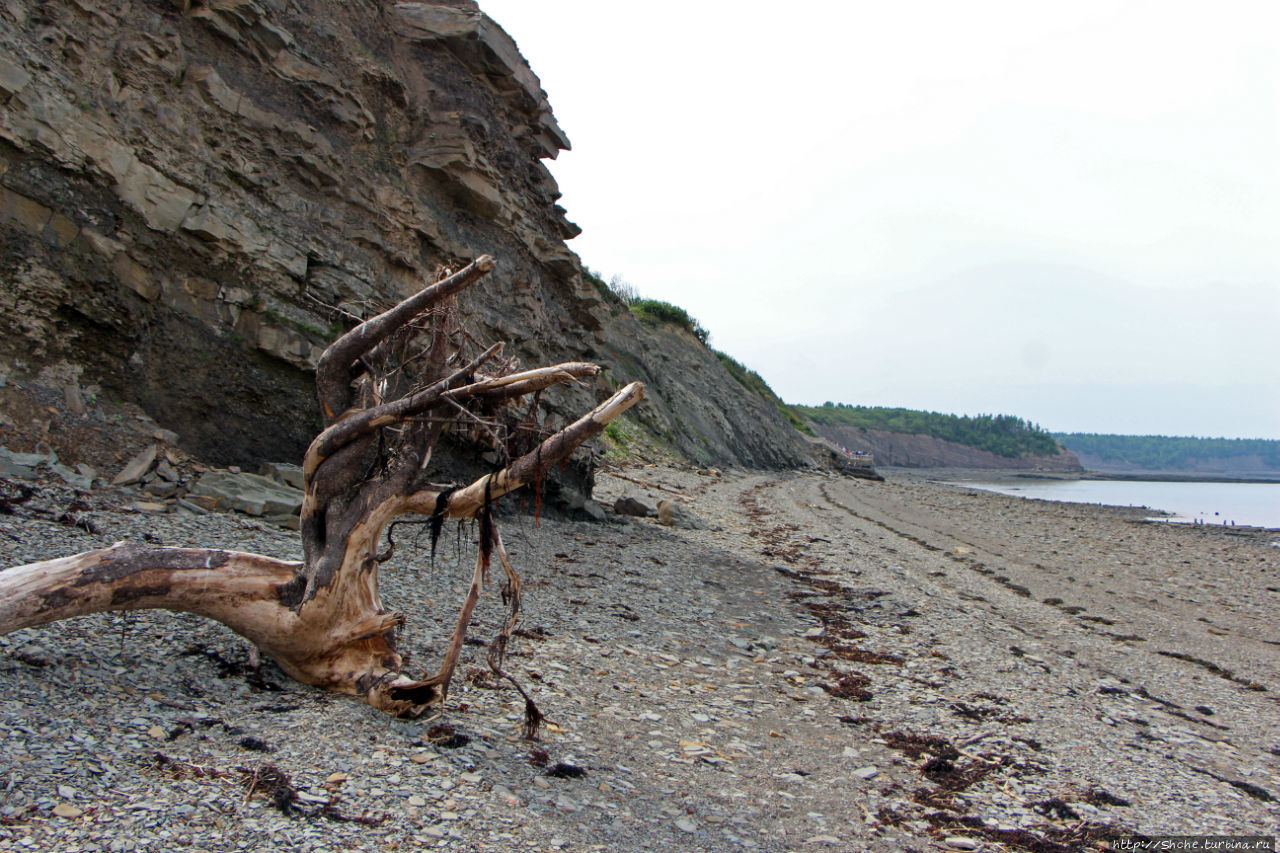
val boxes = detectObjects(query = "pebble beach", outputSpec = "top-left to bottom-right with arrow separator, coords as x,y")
1,464 -> 1277,851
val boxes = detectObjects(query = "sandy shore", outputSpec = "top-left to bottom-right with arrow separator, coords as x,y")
1,465 -> 1277,851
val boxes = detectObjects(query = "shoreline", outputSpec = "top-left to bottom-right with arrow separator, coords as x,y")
894,465 -> 1280,486
2,464 -> 1277,850
907,467 -> 1280,533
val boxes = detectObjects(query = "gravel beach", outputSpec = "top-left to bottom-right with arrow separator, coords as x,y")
1,465 -> 1277,851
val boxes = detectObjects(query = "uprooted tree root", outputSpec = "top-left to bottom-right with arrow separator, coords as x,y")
0,255 -> 645,723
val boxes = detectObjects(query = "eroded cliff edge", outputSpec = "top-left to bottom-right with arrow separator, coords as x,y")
0,0 -> 809,472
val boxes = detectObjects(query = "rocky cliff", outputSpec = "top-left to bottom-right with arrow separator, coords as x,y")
0,0 -> 808,473
594,308 -> 811,468
813,425 -> 1083,471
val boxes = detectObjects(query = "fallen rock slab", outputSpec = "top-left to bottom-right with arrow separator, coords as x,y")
111,444 -> 159,486
0,446 -> 57,479
187,471 -> 304,517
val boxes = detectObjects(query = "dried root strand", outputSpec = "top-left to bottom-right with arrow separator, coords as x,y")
484,528 -> 542,739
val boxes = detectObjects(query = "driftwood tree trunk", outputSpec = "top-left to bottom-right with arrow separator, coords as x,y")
0,256 -> 644,719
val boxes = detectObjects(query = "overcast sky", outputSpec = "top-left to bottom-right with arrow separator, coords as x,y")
479,1 -> 1280,439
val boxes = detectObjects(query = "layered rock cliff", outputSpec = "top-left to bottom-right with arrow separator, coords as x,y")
0,1 -> 808,473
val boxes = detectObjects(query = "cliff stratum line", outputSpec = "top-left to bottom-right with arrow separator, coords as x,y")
0,0 -> 809,473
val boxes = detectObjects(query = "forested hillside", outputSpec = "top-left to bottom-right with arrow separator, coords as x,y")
1056,434 -> 1280,476
798,404 -> 1062,459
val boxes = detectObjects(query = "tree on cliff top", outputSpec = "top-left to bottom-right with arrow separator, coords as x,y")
0,257 -> 645,723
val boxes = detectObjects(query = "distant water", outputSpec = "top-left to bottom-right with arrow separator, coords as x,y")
949,479 -> 1280,530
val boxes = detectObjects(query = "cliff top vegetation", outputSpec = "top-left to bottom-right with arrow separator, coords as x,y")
798,404 -> 1062,459
1056,433 -> 1280,470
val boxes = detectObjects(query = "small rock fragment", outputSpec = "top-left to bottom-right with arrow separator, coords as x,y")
112,444 -> 159,486
613,496 -> 653,517
237,736 -> 271,752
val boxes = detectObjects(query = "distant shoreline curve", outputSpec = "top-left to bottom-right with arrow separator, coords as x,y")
892,467 -> 1280,485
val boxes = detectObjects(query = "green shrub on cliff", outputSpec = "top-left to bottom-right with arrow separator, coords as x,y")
590,269 -> 707,342
798,404 -> 1061,458
586,267 -> 811,440
715,351 -> 816,437
630,299 -> 710,345
583,267 -> 626,308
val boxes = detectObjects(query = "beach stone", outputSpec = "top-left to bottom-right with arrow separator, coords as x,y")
613,496 -> 653,517
657,499 -> 705,529
144,481 -> 178,499
558,486 -> 607,522
50,462 -> 92,490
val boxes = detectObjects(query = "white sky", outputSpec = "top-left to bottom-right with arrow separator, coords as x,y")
479,1 -> 1280,439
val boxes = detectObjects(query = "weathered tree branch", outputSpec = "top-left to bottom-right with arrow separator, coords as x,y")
423,380 -> 645,521
0,544 -> 300,638
303,341 -> 505,476
315,255 -> 495,422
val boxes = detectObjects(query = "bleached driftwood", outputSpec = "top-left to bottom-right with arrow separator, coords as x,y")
0,256 -> 644,720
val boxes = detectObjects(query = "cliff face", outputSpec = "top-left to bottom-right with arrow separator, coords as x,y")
814,425 -> 1082,471
0,1 -> 806,471
595,310 -> 812,468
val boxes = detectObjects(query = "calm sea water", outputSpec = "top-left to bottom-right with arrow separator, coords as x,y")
949,479 -> 1280,530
